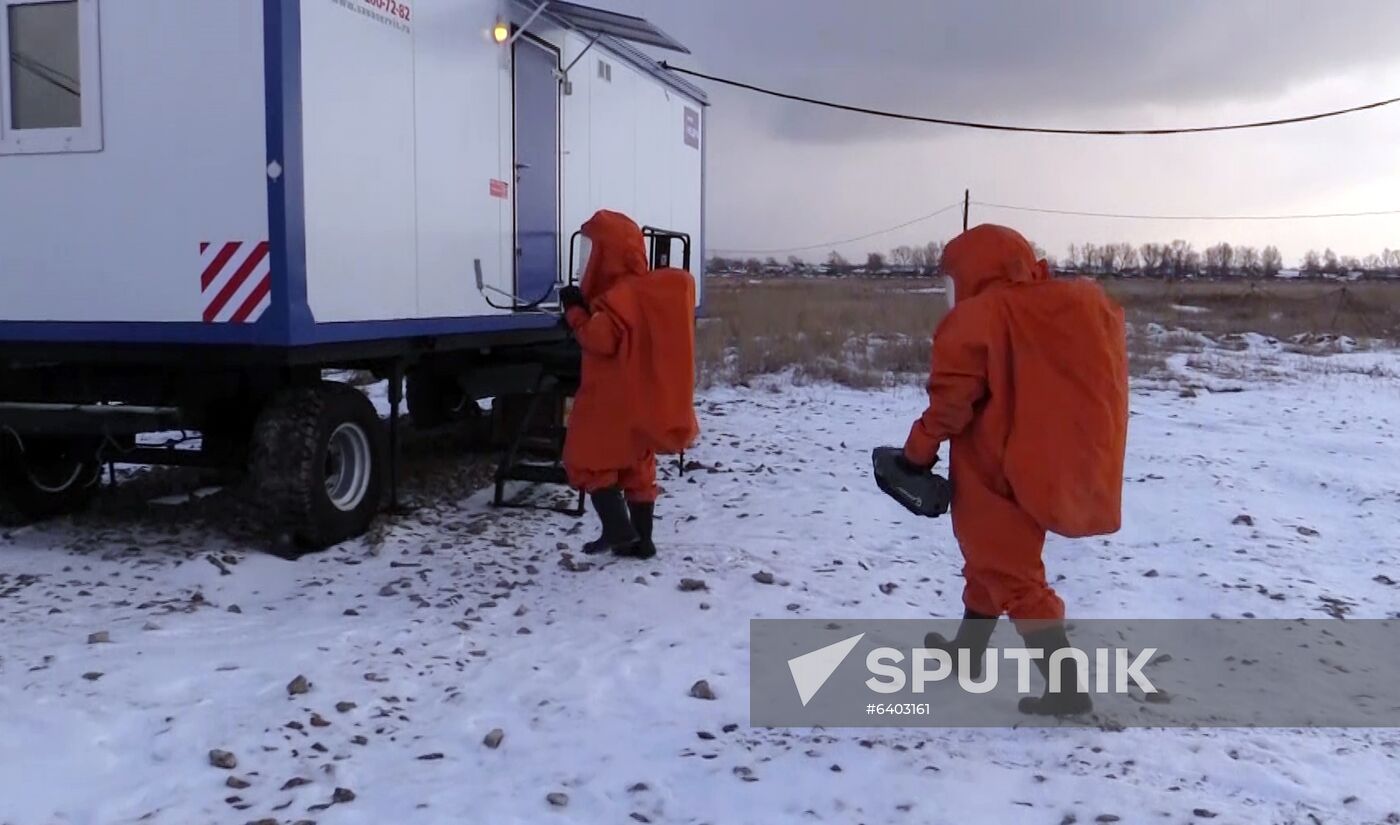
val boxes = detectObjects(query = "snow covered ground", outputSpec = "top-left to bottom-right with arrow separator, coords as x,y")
2,346 -> 1399,825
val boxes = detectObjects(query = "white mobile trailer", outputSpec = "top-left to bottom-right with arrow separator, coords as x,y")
0,0 -> 708,546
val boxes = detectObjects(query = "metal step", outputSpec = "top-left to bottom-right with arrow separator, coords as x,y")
497,462 -> 568,485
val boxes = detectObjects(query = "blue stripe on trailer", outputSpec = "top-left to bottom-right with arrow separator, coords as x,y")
291,312 -> 562,345
0,320 -> 276,345
0,313 -> 562,346
264,0 -> 313,346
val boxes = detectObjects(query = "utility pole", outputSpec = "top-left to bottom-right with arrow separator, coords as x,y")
962,189 -> 970,232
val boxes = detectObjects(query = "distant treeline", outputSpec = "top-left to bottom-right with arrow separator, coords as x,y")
710,241 -> 1400,279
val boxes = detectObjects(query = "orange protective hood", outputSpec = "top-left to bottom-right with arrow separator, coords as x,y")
579,210 -> 649,303
941,224 -> 1051,302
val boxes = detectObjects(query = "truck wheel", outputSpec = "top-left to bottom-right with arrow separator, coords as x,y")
0,436 -> 102,521
406,370 -> 481,429
250,382 -> 385,551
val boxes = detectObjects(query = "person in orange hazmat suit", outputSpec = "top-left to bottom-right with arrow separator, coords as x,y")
899,224 -> 1128,715
558,210 -> 700,560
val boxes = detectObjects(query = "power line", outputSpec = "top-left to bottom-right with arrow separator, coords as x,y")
712,197 -> 1400,258
973,200 -> 1400,221
712,201 -> 961,256
660,62 -> 1400,136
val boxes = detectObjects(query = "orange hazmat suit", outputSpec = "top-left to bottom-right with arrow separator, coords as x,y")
903,225 -> 1128,627
563,210 -> 700,502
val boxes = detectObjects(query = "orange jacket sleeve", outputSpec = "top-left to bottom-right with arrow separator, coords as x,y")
566,306 -> 624,357
903,310 -> 990,468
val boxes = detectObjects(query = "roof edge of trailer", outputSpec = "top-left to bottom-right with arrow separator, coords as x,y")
596,35 -> 709,107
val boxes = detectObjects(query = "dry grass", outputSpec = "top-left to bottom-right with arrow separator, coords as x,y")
1112,279 -> 1400,383
697,277 -> 945,387
698,275 -> 1400,387
1104,278 -> 1400,343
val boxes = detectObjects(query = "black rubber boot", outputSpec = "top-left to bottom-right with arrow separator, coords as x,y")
618,500 -> 656,559
1017,624 -> 1093,716
582,488 -> 640,555
923,609 -> 998,679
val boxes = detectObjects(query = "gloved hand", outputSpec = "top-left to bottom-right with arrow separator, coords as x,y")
897,451 -> 938,475
559,285 -> 587,313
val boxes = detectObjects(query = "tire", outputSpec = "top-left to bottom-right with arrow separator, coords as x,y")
249,382 -> 385,551
406,369 -> 481,430
0,436 -> 102,521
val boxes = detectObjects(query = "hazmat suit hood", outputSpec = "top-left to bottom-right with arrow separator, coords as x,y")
579,210 -> 649,303
940,224 -> 1051,304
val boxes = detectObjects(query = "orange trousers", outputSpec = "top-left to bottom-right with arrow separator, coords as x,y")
566,452 -> 658,503
952,465 -> 1065,631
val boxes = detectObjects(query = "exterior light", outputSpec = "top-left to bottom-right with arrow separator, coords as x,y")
493,20 -> 510,44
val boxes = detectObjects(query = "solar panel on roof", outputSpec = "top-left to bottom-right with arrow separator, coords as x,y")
514,0 -> 691,54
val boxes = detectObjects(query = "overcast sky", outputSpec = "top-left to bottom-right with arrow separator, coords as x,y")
598,0 -> 1400,265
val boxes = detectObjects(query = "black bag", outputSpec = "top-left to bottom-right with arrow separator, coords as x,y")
871,446 -> 951,518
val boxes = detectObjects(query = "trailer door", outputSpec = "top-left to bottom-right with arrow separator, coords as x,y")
512,36 -> 561,306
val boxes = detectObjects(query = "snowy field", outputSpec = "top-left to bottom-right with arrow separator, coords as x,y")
2,343 -> 1399,825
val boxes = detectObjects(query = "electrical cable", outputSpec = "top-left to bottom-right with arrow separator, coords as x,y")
973,201 -> 1400,221
712,201 -> 962,256
660,62 -> 1400,136
714,197 -> 1400,258
478,283 -> 560,312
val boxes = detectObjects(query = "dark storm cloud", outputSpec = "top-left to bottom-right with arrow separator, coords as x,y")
585,1 -> 1400,261
634,0 -> 1400,142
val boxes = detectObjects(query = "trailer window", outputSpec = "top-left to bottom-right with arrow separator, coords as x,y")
8,1 -> 80,128
1,0 -> 101,154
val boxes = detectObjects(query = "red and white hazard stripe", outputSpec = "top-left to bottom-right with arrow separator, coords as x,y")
200,241 -> 271,324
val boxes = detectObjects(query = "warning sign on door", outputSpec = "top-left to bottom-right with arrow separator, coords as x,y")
490,179 -> 510,199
